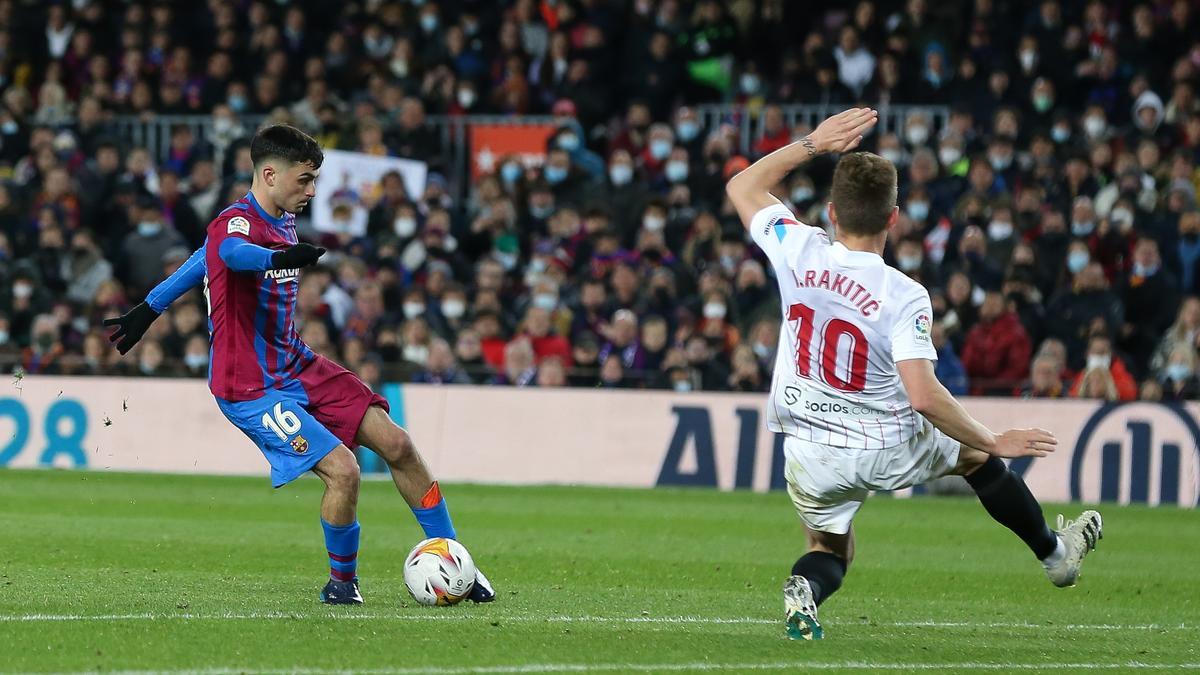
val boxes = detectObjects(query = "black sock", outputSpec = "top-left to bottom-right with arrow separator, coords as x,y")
965,456 -> 1057,559
791,551 -> 847,606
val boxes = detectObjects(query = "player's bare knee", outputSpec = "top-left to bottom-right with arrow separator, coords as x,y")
379,426 -> 417,468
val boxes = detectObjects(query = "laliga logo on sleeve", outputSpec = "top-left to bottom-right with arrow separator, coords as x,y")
227,216 -> 250,236
1071,402 -> 1200,506
914,314 -> 931,342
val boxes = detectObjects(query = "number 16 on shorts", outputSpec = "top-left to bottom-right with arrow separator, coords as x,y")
262,402 -> 301,442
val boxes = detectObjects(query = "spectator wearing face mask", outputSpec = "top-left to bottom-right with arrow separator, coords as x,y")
1047,261 -> 1123,366
1068,334 -> 1137,401
1157,343 -> 1200,400
1118,237 -> 1179,375
121,197 -> 185,297
181,333 -> 210,377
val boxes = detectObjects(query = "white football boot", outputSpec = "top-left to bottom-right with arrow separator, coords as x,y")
1044,510 -> 1103,588
783,575 -> 823,640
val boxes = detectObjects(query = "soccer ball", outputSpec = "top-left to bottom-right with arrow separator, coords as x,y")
403,537 -> 476,606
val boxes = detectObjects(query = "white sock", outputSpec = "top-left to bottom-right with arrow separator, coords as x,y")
1040,536 -> 1066,569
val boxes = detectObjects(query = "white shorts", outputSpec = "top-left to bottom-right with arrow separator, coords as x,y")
783,416 -> 961,535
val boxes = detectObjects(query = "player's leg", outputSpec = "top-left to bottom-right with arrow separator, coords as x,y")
354,404 -> 495,603
781,437 -> 863,640
215,390 -> 362,604
310,445 -> 365,604
950,445 -> 1102,587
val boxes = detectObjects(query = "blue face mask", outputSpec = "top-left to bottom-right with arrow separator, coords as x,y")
906,201 -> 930,221
557,134 -> 580,151
1166,363 -> 1193,382
184,353 -> 209,370
1051,126 -> 1070,143
676,120 -> 700,142
609,164 -> 633,185
530,203 -> 555,219
419,14 -> 438,32
544,165 -> 568,184
649,139 -> 672,160
228,95 -> 248,113
1133,263 -> 1159,278
500,162 -> 522,184
1067,251 -> 1089,274
665,160 -> 688,183
137,221 -> 162,237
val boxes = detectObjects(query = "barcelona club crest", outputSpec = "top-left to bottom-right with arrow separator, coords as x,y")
290,435 -> 309,454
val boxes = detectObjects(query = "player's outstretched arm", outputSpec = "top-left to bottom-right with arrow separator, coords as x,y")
218,237 -> 325,272
897,359 -> 1057,458
725,107 -> 878,227
103,243 -> 208,355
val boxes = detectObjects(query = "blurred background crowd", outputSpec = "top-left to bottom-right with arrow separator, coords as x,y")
2,0 -> 1200,401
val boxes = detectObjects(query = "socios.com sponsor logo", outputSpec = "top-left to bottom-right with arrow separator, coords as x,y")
1071,402 -> 1200,506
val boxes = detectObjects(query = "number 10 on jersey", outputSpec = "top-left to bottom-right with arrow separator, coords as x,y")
788,302 -> 869,393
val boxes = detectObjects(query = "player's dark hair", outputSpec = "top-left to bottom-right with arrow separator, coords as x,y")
250,124 -> 324,170
830,152 -> 897,237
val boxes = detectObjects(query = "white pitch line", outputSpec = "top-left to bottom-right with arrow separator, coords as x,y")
98,662 -> 1200,675
0,613 -> 1193,632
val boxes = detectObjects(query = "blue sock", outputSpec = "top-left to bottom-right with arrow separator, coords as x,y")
321,519 -> 360,582
412,481 -> 457,540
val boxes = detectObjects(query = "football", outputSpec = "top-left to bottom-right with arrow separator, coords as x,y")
403,537 -> 476,606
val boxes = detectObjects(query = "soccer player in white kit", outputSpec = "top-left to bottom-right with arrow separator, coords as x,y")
726,108 -> 1103,640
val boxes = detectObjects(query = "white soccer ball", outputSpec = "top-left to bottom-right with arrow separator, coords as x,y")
403,537 -> 476,606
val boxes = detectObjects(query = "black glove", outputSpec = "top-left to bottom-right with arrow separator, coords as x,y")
271,243 -> 326,270
101,302 -> 160,355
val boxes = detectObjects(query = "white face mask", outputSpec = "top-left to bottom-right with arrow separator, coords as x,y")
1086,354 -> 1112,370
906,125 -> 929,146
987,221 -> 1014,240
394,216 -> 417,238
13,283 -> 33,299
880,148 -> 902,165
643,215 -> 665,232
403,302 -> 426,319
939,147 -> 962,166
1084,116 -> 1106,137
441,299 -> 466,319
703,302 -> 727,320
403,344 -> 429,365
673,380 -> 692,392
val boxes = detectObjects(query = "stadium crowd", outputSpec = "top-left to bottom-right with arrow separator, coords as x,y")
2,0 -> 1200,401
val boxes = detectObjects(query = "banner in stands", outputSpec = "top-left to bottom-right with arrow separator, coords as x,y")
310,149 -> 428,237
1,378 -> 1196,507
467,124 -> 557,182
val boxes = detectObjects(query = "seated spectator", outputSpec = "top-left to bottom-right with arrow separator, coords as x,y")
412,338 -> 472,385
961,290 -> 1031,394
1068,335 -> 1137,401
1157,343 -> 1200,401
1018,355 -> 1066,399
932,321 -> 968,396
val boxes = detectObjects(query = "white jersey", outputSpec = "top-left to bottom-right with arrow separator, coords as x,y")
749,203 -> 937,450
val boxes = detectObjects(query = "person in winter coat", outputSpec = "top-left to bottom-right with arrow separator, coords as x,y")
961,290 -> 1032,394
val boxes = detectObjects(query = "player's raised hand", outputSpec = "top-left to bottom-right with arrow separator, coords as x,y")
992,428 -> 1058,458
808,108 -> 879,154
101,301 -> 160,355
271,242 -> 326,270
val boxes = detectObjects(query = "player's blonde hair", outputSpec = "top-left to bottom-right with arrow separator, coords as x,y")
830,152 -> 897,236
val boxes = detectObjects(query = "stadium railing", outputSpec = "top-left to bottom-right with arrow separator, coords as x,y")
694,103 -> 951,155
105,105 -> 950,200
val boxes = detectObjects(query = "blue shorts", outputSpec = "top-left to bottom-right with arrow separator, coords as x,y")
217,378 -> 343,488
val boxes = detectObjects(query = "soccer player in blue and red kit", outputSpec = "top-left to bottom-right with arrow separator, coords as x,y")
103,125 -> 494,605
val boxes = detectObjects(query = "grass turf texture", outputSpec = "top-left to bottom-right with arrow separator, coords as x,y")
0,469 -> 1197,674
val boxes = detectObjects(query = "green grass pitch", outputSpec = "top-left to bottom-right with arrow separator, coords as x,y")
0,469 -> 1197,674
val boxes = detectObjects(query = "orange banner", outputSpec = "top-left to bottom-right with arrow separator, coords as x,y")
468,124 -> 558,181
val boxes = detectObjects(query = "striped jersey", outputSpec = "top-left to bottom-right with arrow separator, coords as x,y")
204,193 -> 315,401
749,203 -> 937,450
